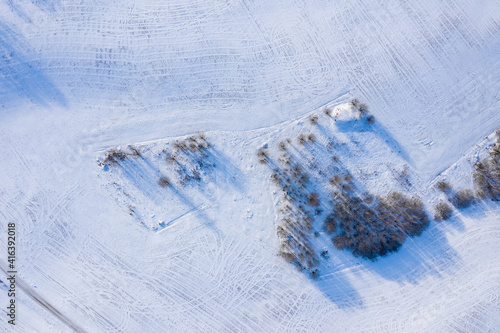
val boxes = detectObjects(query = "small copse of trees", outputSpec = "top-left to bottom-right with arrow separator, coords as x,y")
474,131 -> 500,200
325,174 -> 429,259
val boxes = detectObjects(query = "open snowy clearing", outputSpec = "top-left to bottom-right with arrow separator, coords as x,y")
0,0 -> 499,332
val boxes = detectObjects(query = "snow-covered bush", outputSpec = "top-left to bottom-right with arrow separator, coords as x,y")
474,141 -> 500,201
256,148 -> 269,164
158,176 -> 170,187
436,180 -> 452,193
434,202 -> 453,221
102,148 -> 128,165
309,114 -> 318,125
451,189 -> 475,208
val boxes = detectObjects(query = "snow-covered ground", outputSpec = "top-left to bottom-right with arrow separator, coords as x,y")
0,0 -> 499,332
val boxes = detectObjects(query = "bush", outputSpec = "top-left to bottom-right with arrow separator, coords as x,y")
324,214 -> 337,233
129,146 -> 141,158
257,149 -> 268,164
103,148 -> 128,165
473,159 -> 500,201
297,134 -> 306,145
329,175 -> 342,186
436,180 -> 452,193
434,202 -> 453,221
166,153 -> 177,164
451,189 -> 475,208
366,115 -> 375,124
173,141 -> 187,151
158,177 -> 171,187
307,193 -> 320,207
309,115 -> 318,125
490,143 -> 500,160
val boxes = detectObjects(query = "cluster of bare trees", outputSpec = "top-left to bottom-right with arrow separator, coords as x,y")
261,139 -> 321,277
262,100 -> 434,270
431,129 -> 500,220
101,148 -> 130,165
100,134 -> 214,189
474,129 -> 500,201
325,174 -> 429,259
165,134 -> 214,186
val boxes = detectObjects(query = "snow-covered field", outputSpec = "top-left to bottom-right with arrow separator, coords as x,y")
1,0 -> 499,332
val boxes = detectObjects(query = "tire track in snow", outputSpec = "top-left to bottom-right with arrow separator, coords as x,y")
0,263 -> 87,332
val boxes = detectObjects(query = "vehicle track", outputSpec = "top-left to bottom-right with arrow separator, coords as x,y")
0,263 -> 86,333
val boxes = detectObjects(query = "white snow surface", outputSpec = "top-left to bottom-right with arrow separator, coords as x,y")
0,0 -> 499,332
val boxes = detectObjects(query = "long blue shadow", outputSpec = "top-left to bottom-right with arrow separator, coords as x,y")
0,22 -> 66,108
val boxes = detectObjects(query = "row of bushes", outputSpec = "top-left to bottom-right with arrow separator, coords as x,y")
101,134 -> 214,188
474,130 -> 500,200
433,129 -> 500,221
101,146 -> 141,166
262,142 -> 321,276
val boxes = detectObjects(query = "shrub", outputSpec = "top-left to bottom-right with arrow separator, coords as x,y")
103,148 -> 128,165
297,134 -> 306,145
366,115 -> 375,124
490,143 -> 500,160
436,180 -> 452,193
329,175 -> 341,186
473,159 -> 500,201
173,141 -> 187,151
158,177 -> 171,187
279,251 -> 296,263
324,108 -> 332,116
324,214 -> 337,233
451,189 -> 475,208
309,115 -> 318,125
307,134 -> 316,143
257,149 -> 268,164
307,193 -> 320,207
129,146 -> 141,158
434,202 -> 453,221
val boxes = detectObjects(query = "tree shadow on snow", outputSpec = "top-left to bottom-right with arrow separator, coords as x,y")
284,126 -> 464,300
116,153 -> 221,233
313,266 -> 365,309
330,117 -> 412,165
0,22 -> 66,108
206,147 -> 245,192
361,221 -> 461,285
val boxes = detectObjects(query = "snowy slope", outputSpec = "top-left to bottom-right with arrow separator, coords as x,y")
0,0 -> 500,332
